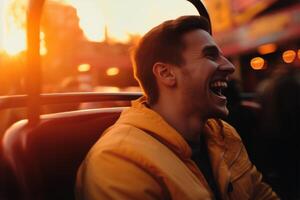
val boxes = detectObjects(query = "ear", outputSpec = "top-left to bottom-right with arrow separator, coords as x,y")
152,62 -> 176,87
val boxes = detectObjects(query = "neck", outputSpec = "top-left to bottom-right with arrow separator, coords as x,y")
150,97 -> 206,143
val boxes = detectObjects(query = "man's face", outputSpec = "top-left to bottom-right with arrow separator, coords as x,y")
174,29 -> 235,119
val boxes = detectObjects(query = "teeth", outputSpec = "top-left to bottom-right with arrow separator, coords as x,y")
210,81 -> 227,88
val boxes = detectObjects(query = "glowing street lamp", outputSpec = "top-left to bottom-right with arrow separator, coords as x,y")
282,50 -> 296,63
78,63 -> 91,72
106,67 -> 119,76
250,57 -> 265,70
258,43 -> 277,55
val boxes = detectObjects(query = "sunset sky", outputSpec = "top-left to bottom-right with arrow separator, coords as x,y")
67,0 -> 199,41
0,0 -> 200,54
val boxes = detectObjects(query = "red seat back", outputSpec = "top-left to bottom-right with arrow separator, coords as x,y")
1,107 -> 123,200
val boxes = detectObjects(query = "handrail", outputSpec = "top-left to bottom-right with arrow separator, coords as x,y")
0,92 -> 258,110
187,0 -> 212,34
0,92 -> 142,110
26,0 -> 45,125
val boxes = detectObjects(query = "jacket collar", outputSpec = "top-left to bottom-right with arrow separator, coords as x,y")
204,120 -> 231,199
117,96 -> 241,198
116,96 -> 192,159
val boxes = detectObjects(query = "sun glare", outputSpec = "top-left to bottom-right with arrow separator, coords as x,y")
0,0 -> 199,53
1,0 -> 27,55
3,17 -> 26,55
65,0 -> 198,42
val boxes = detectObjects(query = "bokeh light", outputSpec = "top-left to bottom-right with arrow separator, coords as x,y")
40,32 -> 47,56
250,57 -> 265,70
106,67 -> 119,76
258,43 -> 277,55
282,50 -> 296,63
78,63 -> 91,72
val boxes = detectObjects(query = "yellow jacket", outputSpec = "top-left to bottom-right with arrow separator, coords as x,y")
76,97 -> 278,200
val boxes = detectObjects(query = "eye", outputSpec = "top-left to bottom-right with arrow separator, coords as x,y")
205,51 -> 219,60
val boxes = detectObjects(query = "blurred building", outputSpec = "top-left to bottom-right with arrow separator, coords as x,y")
40,1 -> 138,90
40,1 -> 84,86
205,0 -> 300,92
40,0 -> 300,92
74,39 -> 138,88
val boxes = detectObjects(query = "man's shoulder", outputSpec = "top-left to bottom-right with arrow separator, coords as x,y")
86,123 -> 166,162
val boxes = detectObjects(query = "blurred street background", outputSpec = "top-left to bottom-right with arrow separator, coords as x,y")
1,0 -> 300,198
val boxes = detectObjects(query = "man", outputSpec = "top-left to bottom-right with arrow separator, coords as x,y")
76,16 -> 278,200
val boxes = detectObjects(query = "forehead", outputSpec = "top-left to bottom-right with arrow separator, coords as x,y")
182,29 -> 218,51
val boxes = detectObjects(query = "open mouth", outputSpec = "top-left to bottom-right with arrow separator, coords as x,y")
210,80 -> 227,97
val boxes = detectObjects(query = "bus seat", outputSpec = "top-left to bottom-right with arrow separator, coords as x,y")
1,107 -> 124,200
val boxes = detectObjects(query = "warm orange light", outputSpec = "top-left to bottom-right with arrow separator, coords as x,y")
282,50 -> 296,63
3,24 -> 26,55
258,43 -> 277,55
297,49 -> 300,60
106,67 -> 119,76
94,86 -> 121,93
2,0 -> 27,55
250,57 -> 265,70
40,32 -> 47,55
66,0 -> 198,42
78,64 -> 91,72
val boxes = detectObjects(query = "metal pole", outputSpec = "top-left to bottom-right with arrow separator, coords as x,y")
186,0 -> 212,34
26,0 -> 45,126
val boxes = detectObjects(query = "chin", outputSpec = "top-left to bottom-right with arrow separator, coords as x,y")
210,107 -> 229,119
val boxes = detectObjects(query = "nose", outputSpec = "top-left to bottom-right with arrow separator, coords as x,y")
219,56 -> 235,74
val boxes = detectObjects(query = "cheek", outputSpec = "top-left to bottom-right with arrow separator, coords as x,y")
181,74 -> 208,96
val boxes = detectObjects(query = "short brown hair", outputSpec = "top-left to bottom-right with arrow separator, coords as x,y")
132,15 -> 211,104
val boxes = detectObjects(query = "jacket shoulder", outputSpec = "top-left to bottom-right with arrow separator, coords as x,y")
76,124 -> 165,200
87,123 -> 169,162
221,120 -> 242,141
206,119 -> 242,141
